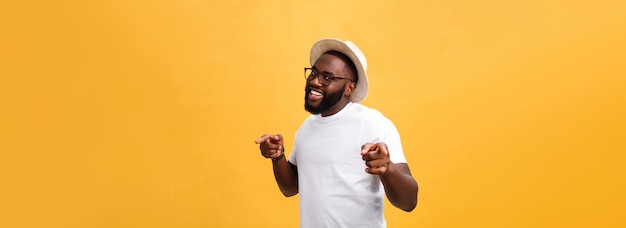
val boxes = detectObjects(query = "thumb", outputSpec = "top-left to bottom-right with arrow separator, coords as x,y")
376,143 -> 389,156
271,134 -> 284,145
361,143 -> 377,155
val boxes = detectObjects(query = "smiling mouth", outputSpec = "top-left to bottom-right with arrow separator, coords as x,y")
308,87 -> 325,99
307,87 -> 326,102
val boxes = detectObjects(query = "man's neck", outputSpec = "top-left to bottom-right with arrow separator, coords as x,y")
320,99 -> 351,117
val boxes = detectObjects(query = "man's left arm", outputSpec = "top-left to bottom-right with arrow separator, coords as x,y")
361,143 -> 418,212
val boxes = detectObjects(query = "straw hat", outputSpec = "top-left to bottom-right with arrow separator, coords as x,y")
309,38 -> 368,103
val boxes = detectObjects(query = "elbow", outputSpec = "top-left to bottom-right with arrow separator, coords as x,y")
280,188 -> 298,197
391,196 -> 417,212
405,187 -> 419,212
282,191 -> 298,197
402,182 -> 418,212
402,198 -> 417,212
398,187 -> 418,212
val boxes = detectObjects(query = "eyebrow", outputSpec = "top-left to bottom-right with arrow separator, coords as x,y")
311,66 -> 335,76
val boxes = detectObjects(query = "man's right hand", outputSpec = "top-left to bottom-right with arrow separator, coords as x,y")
255,134 -> 284,160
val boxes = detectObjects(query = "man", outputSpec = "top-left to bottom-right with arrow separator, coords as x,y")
255,38 -> 418,228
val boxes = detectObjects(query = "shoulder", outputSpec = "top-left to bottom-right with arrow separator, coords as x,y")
351,103 -> 390,123
297,114 -> 316,129
354,105 -> 401,138
349,103 -> 382,117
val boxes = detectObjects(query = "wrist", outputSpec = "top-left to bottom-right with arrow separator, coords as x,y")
272,147 -> 285,161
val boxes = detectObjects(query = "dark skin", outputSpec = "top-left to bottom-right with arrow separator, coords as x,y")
255,54 -> 418,212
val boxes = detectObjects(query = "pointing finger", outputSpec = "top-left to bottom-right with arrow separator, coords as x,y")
255,134 -> 271,144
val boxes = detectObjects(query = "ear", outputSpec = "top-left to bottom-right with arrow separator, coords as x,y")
344,82 -> 356,96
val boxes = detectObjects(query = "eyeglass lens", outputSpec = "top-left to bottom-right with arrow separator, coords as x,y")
305,68 -> 330,85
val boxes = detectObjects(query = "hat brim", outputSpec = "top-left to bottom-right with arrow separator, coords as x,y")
309,38 -> 368,103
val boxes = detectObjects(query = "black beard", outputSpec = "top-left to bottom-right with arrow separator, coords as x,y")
304,87 -> 345,114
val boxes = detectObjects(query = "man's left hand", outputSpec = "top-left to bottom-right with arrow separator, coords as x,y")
361,142 -> 391,175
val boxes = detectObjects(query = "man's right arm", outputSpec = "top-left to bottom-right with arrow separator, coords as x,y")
255,134 -> 299,197
272,154 -> 298,197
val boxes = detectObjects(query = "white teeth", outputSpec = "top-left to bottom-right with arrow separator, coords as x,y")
311,90 -> 323,96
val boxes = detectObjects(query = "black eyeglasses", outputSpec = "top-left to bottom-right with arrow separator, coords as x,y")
304,67 -> 355,86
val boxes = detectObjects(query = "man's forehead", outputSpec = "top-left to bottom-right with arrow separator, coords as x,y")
313,53 -> 347,69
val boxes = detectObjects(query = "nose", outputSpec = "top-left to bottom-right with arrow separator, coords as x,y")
309,74 -> 324,86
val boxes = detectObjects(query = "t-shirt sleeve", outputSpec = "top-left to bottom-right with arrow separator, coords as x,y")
360,112 -> 407,164
382,118 -> 407,164
288,132 -> 298,166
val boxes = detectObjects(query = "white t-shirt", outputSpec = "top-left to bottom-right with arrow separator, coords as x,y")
288,102 -> 407,228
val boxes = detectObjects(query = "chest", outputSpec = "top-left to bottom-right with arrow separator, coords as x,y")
295,120 -> 364,165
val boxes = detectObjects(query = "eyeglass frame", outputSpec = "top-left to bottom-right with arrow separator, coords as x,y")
304,67 -> 355,86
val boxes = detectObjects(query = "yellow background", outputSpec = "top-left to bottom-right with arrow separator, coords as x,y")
1,0 -> 625,227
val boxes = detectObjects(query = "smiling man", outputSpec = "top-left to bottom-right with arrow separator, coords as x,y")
255,38 -> 418,228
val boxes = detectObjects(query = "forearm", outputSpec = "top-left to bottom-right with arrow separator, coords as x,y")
380,163 -> 418,212
272,156 -> 298,197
